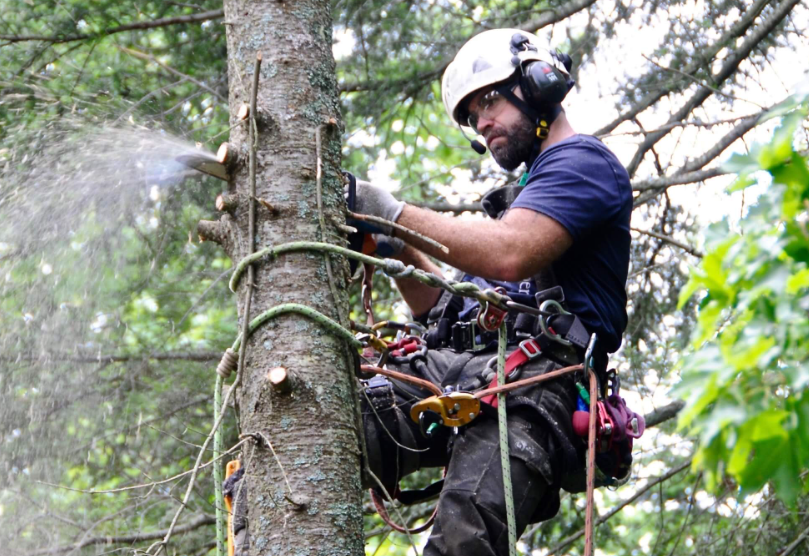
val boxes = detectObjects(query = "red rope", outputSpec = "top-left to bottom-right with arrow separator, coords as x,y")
474,363 -> 583,399
369,488 -> 438,535
583,368 -> 598,556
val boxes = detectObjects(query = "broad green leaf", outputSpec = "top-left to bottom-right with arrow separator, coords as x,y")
786,267 -> 809,294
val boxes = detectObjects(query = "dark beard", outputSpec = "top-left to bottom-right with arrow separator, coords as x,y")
489,116 -> 536,171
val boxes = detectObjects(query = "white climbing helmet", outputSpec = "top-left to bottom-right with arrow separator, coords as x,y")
441,29 -> 570,127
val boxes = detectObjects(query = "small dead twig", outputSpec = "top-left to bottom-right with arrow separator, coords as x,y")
631,226 -> 703,258
547,459 -> 692,555
241,431 -> 300,507
642,54 -> 765,109
35,438 -> 250,495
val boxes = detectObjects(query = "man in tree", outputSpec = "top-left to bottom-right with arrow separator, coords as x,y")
354,28 -> 632,555
227,28 -> 631,556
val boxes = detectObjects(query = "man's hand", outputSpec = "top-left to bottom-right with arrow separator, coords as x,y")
348,180 -> 405,235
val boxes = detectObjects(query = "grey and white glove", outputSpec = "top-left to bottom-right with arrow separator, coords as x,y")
351,179 -> 405,235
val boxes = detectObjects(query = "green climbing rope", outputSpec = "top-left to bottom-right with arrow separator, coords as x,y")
497,323 -> 517,556
228,241 -> 510,311
230,302 -> 363,353
213,376 -> 225,556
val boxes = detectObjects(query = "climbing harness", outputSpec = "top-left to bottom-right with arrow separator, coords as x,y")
212,239 -> 643,556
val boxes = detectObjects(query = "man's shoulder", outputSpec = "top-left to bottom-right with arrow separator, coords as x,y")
530,134 -> 622,172
527,134 -> 629,190
516,134 -> 632,225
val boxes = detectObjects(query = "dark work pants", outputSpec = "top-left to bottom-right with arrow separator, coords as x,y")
362,346 -> 582,556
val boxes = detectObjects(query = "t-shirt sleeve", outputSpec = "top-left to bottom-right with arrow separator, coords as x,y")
509,142 -> 626,241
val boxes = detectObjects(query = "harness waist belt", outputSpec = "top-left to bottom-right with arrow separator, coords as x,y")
449,319 -> 519,352
428,312 -> 591,353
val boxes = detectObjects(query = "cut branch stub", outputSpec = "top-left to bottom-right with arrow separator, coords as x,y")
217,142 -> 238,169
216,193 -> 239,213
268,366 -> 292,395
198,219 -> 225,244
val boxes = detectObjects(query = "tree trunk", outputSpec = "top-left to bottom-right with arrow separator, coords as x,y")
219,2 -> 363,554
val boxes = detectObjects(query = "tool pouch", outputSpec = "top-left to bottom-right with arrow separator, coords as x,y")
595,392 -> 645,481
564,372 -> 646,492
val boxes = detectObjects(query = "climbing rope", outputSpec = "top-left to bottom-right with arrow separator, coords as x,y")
212,302 -> 362,556
497,322 -> 518,556
213,375 -> 226,556
228,241 -> 511,311
216,302 -> 364,380
584,357 -> 599,556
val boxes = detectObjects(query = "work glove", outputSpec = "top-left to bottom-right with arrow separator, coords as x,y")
347,179 -> 405,235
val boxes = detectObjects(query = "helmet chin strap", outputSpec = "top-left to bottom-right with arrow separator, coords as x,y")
496,84 -> 561,167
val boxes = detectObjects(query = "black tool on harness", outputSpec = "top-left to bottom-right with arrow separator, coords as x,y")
364,374 -> 395,412
481,185 -> 522,219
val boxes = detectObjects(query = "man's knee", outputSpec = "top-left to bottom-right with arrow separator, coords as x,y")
426,472 -> 553,556
423,416 -> 558,556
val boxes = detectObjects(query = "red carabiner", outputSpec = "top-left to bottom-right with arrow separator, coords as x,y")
596,401 -> 615,452
476,287 -> 509,332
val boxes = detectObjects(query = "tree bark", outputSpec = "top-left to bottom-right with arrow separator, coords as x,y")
221,2 -> 363,555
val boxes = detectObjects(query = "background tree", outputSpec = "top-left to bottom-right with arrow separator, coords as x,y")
1,0 -> 808,555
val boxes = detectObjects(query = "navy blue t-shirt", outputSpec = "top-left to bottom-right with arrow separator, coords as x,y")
457,134 -> 631,353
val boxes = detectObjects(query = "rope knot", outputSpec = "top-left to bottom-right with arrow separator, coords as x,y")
385,259 -> 416,278
384,259 -> 415,279
217,348 -> 238,378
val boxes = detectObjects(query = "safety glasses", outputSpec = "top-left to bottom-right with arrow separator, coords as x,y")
467,89 -> 507,133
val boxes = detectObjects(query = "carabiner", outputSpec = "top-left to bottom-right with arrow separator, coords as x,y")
477,287 -> 509,332
538,299 -> 572,346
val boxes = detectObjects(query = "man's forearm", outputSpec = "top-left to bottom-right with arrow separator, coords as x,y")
395,204 -> 569,282
393,245 -> 444,318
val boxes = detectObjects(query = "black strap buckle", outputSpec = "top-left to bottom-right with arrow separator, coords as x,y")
451,321 -> 488,353
363,375 -> 395,411
535,285 -> 565,306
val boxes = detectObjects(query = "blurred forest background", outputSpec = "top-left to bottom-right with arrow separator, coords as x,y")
2,0 -> 809,554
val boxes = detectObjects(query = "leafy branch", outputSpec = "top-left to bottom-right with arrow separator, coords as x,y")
675,93 -> 809,504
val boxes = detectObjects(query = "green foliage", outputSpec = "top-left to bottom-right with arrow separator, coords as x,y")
677,93 -> 809,505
